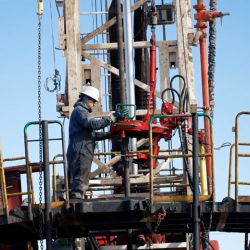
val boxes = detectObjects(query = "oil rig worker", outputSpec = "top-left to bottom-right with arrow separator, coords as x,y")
67,85 -> 117,199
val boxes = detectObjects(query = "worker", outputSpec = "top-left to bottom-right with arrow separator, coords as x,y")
67,85 -> 117,199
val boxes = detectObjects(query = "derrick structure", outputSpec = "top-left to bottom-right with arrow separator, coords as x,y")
56,0 -> 198,198
1,1 -> 250,250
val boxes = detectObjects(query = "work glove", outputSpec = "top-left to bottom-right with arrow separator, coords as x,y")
109,111 -> 119,123
117,107 -> 129,119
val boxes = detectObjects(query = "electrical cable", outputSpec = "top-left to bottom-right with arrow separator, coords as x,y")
200,235 -> 216,250
214,142 -> 231,150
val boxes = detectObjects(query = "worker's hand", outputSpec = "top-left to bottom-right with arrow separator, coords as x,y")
117,108 -> 129,119
109,111 -> 119,123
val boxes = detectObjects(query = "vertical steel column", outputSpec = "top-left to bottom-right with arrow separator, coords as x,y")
244,233 -> 249,250
123,3 -> 136,237
192,112 -> 200,250
42,121 -> 52,250
123,0 -> 137,175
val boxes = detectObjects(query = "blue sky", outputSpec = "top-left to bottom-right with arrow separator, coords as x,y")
0,0 -> 250,249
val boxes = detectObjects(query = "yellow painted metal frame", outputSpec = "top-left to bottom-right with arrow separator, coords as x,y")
227,112 -> 250,202
148,113 -> 214,208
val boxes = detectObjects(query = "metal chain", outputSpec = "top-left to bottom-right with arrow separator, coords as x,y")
38,13 -> 44,250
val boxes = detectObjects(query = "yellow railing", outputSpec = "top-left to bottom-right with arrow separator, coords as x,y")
228,111 -> 250,203
148,113 -> 214,206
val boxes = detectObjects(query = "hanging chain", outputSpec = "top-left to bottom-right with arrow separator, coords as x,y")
38,2 -> 44,248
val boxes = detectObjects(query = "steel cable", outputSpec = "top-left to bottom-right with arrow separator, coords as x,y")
208,0 -> 217,119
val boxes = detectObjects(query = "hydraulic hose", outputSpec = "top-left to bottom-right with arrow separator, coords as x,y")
178,126 -> 194,192
161,87 -> 181,113
169,75 -> 189,113
208,0 -> 217,119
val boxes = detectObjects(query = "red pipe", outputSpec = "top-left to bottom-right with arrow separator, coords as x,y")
194,0 -> 225,195
199,35 -> 213,194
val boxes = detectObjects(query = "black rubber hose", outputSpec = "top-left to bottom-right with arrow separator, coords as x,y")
169,75 -> 188,113
178,126 -> 194,192
208,0 -> 217,119
161,87 -> 181,113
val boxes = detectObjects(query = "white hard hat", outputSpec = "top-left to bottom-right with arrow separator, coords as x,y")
80,85 -> 100,102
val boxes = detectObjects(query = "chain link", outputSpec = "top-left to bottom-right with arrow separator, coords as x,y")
154,207 -> 166,233
38,14 -> 44,250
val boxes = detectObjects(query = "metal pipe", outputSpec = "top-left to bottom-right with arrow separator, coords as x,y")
199,144 -> 208,195
123,0 -> 137,175
3,156 -> 25,162
149,114 -> 154,212
199,36 -> 213,195
123,0 -> 135,111
58,121 -> 70,209
161,0 -> 166,40
192,111 -> 200,250
24,128 -> 33,221
228,144 -> 235,197
116,0 -> 126,104
52,154 -> 63,202
232,181 -> 250,185
42,121 -> 52,250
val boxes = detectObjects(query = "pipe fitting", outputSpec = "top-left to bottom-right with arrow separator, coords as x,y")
192,30 -> 206,46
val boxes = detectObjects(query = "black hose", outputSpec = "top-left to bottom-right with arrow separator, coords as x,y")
208,0 -> 217,119
161,87 -> 181,113
200,236 -> 216,250
178,126 -> 194,192
170,75 -> 186,99
169,75 -> 189,113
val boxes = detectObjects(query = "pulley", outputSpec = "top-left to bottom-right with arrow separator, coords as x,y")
44,69 -> 61,92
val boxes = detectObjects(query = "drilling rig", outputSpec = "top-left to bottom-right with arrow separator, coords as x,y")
1,1 -> 250,250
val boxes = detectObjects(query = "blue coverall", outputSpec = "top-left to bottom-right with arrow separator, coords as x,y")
67,99 -> 111,198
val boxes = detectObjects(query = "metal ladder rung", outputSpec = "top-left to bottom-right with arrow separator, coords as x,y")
238,153 -> 250,157
231,181 -> 250,185
27,138 -> 62,142
238,196 -> 250,202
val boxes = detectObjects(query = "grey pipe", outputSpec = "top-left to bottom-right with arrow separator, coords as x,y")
116,0 -> 126,104
123,0 -> 137,175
